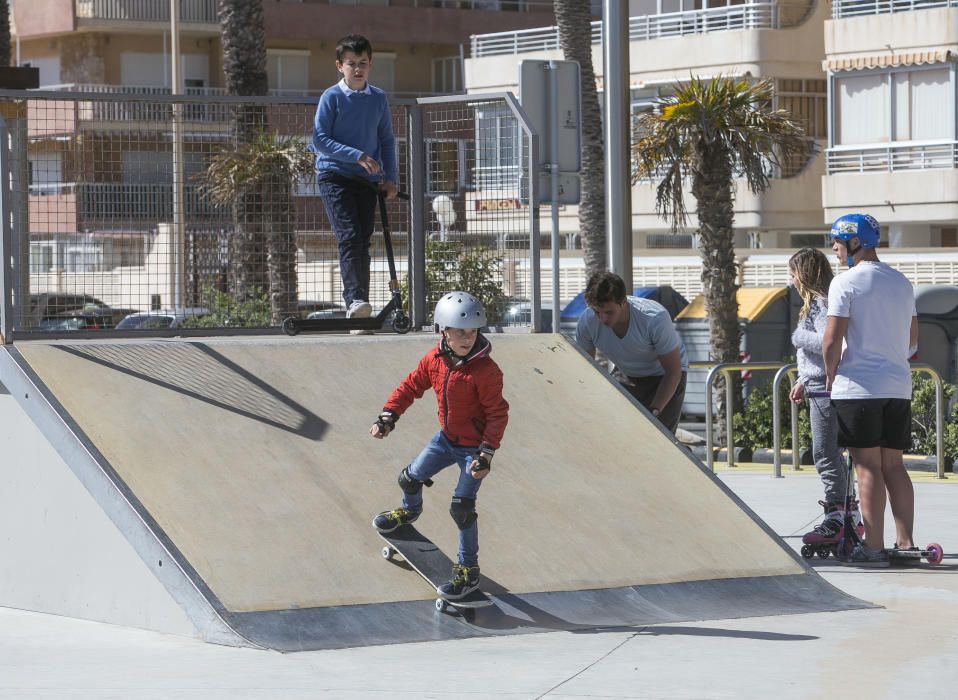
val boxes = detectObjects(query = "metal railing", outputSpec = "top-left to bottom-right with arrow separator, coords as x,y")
471,1 -> 808,57
701,361 -> 950,479
703,361 -> 789,471
76,0 -> 219,23
826,140 -> 958,175
832,0 -> 958,18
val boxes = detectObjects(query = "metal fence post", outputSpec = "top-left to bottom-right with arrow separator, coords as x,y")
0,117 -> 13,343
771,363 -> 797,478
910,364 -> 947,479
725,369 -> 735,468
407,102 -> 426,329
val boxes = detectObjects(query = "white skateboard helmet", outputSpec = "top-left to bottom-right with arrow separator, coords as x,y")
434,291 -> 486,330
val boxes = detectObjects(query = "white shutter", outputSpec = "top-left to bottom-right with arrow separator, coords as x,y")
836,73 -> 889,145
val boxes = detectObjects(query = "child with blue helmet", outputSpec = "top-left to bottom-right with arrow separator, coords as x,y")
823,213 -> 919,567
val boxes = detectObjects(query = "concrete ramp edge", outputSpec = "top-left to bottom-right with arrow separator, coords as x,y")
0,346 -> 250,647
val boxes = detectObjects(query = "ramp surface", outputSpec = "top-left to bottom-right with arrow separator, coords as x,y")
7,334 -> 865,649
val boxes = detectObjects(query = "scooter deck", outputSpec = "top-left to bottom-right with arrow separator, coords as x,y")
378,524 -> 492,609
887,544 -> 944,566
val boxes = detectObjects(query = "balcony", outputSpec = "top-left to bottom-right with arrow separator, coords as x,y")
832,0 -> 958,19
29,182 -> 228,235
470,1 -> 814,57
823,141 -> 958,223
827,140 -> 958,174
75,0 -> 218,24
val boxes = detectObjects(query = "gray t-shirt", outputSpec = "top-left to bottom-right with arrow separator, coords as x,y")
575,296 -> 688,378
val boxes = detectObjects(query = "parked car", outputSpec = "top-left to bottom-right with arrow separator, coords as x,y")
115,308 -> 210,330
37,308 -> 116,331
27,293 -> 109,327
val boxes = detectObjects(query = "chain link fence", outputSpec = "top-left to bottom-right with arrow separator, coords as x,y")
0,89 -> 541,338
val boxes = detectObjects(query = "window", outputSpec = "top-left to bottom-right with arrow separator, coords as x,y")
834,65 -> 956,146
475,106 -> 520,190
427,140 -> 467,194
433,56 -> 462,94
267,50 -> 309,94
28,152 -> 63,193
372,54 -> 396,93
835,73 -> 889,145
777,79 -> 827,139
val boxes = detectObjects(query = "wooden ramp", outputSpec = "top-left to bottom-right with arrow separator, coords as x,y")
0,334 -> 867,650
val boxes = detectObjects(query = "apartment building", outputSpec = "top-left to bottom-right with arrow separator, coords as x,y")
822,0 -> 958,247
465,0 -> 829,250
11,0 -> 562,277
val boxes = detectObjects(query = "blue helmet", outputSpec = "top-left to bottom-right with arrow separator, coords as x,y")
830,214 -> 880,267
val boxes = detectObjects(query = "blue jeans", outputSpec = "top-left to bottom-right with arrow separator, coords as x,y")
401,431 -> 483,567
316,173 -> 377,306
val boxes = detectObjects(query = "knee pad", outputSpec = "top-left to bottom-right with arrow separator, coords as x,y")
398,467 -> 432,496
449,497 -> 477,531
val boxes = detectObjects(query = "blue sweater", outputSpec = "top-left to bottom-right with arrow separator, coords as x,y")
311,81 -> 397,184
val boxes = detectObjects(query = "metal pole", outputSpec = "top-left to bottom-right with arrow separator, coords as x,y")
935,373 -> 945,479
790,398 -> 800,471
171,0 -> 185,308
771,364 -> 792,478
725,370 -> 735,468
529,124 -> 541,332
408,104 -> 426,328
603,0 -> 632,286
548,61 -> 560,334
0,118 -> 12,343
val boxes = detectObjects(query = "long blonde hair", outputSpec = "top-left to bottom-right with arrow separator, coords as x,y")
789,247 -> 833,318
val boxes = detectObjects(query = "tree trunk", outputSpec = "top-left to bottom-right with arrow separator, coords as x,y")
692,144 -> 742,446
554,0 -> 605,274
266,170 -> 298,324
0,1 -> 10,68
219,0 -> 271,308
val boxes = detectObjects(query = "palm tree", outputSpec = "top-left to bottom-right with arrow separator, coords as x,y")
554,0 -> 605,274
201,134 -> 314,325
632,75 -> 809,439
217,0 -> 273,315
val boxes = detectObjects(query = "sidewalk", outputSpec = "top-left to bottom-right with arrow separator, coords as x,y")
0,472 -> 955,700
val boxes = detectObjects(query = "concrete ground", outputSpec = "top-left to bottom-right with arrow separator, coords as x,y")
1,467 -> 956,700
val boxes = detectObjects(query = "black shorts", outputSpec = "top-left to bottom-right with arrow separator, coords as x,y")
832,398 -> 911,451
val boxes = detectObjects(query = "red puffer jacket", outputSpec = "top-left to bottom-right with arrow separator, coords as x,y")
384,336 -> 509,449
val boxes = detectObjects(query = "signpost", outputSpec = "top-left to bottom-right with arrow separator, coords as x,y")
519,59 -> 581,334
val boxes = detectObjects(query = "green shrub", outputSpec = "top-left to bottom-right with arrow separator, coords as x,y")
181,288 -> 271,328
911,376 -> 958,458
732,381 -> 811,452
401,241 -> 507,325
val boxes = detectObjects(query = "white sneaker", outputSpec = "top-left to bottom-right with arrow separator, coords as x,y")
347,300 -> 372,319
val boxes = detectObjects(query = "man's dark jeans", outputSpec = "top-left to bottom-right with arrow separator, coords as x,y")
317,172 -> 378,306
617,371 -> 687,434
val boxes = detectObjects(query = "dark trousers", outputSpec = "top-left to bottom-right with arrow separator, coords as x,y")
618,371 -> 687,434
317,173 -> 378,306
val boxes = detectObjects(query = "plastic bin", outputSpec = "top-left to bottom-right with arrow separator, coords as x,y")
675,287 -> 795,417
914,284 -> 958,384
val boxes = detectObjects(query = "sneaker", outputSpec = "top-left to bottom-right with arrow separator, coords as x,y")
347,300 -> 372,319
372,507 -> 421,533
839,543 -> 890,568
802,501 -> 844,545
437,564 -> 480,600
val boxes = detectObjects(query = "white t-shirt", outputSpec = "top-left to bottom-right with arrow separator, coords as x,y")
827,261 -> 916,400
575,296 -> 688,377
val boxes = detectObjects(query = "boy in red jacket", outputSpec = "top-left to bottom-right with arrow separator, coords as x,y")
371,291 -> 509,600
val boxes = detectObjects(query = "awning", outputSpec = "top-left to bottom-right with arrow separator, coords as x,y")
824,50 -> 953,72
676,287 -> 787,322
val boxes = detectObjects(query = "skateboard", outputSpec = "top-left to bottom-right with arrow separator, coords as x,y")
378,524 -> 493,614
887,543 -> 945,566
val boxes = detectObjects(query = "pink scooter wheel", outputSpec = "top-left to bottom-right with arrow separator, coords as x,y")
926,543 -> 944,565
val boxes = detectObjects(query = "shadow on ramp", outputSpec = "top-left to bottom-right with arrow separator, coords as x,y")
56,343 -> 327,440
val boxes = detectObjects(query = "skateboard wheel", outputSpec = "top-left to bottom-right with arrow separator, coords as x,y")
381,546 -> 394,561
927,543 -> 944,565
801,544 -> 814,559
435,598 -> 448,613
